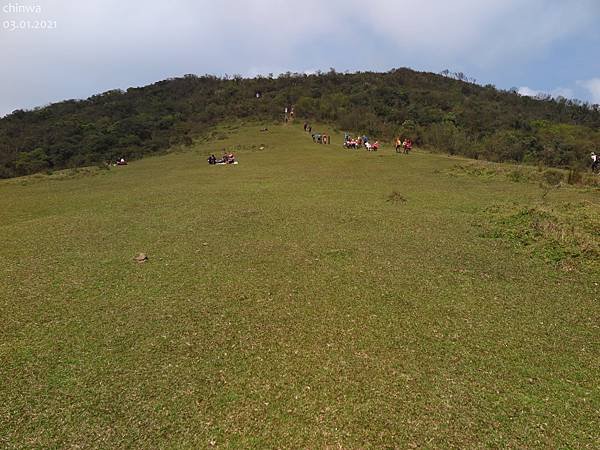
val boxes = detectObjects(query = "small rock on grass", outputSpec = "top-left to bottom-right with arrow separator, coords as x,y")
134,253 -> 148,263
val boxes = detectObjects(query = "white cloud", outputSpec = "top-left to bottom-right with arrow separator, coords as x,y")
518,87 -> 542,97
519,86 -> 576,100
347,0 -> 600,67
517,86 -> 575,99
577,78 -> 600,104
551,87 -> 575,99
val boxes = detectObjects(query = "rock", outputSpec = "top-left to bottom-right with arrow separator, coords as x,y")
134,253 -> 148,263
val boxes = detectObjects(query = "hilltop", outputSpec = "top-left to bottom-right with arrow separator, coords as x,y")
1,68 -> 599,178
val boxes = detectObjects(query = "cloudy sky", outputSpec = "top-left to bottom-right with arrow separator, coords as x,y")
2,0 -> 600,117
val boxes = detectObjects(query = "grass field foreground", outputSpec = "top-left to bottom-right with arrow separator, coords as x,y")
1,123 -> 599,448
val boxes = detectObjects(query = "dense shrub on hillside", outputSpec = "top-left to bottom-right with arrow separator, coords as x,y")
1,69 -> 599,178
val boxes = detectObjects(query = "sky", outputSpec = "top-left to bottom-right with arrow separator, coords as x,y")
2,0 -> 600,117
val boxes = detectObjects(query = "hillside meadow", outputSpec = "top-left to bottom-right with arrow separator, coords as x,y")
1,123 -> 598,448
3,69 -> 600,179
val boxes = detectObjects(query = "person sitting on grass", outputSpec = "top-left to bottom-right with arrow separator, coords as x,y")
216,152 -> 228,164
372,141 -> 380,151
208,154 -> 217,165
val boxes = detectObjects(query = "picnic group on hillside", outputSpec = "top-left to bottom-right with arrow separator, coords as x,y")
343,134 -> 380,151
208,151 -> 237,165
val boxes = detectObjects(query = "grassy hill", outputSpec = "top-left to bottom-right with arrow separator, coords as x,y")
1,123 -> 598,448
2,69 -> 600,179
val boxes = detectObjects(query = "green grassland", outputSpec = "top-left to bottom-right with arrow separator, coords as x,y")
1,123 -> 598,448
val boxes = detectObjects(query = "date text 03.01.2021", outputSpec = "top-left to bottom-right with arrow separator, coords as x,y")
2,20 -> 58,31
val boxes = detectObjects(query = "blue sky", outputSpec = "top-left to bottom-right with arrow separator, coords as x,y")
1,0 -> 600,117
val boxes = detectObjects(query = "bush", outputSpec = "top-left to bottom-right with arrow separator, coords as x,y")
481,202 -> 600,267
14,148 -> 49,175
567,168 -> 583,185
542,169 -> 564,186
424,122 -> 468,155
508,170 -> 527,183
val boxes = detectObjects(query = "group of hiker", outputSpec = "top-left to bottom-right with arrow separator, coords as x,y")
305,122 -> 332,144
395,137 -> 413,154
342,134 -> 416,153
208,152 -> 237,165
312,133 -> 331,144
343,134 -> 380,151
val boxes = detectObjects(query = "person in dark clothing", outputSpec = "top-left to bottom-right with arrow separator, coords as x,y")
208,154 -> 217,165
591,152 -> 599,172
